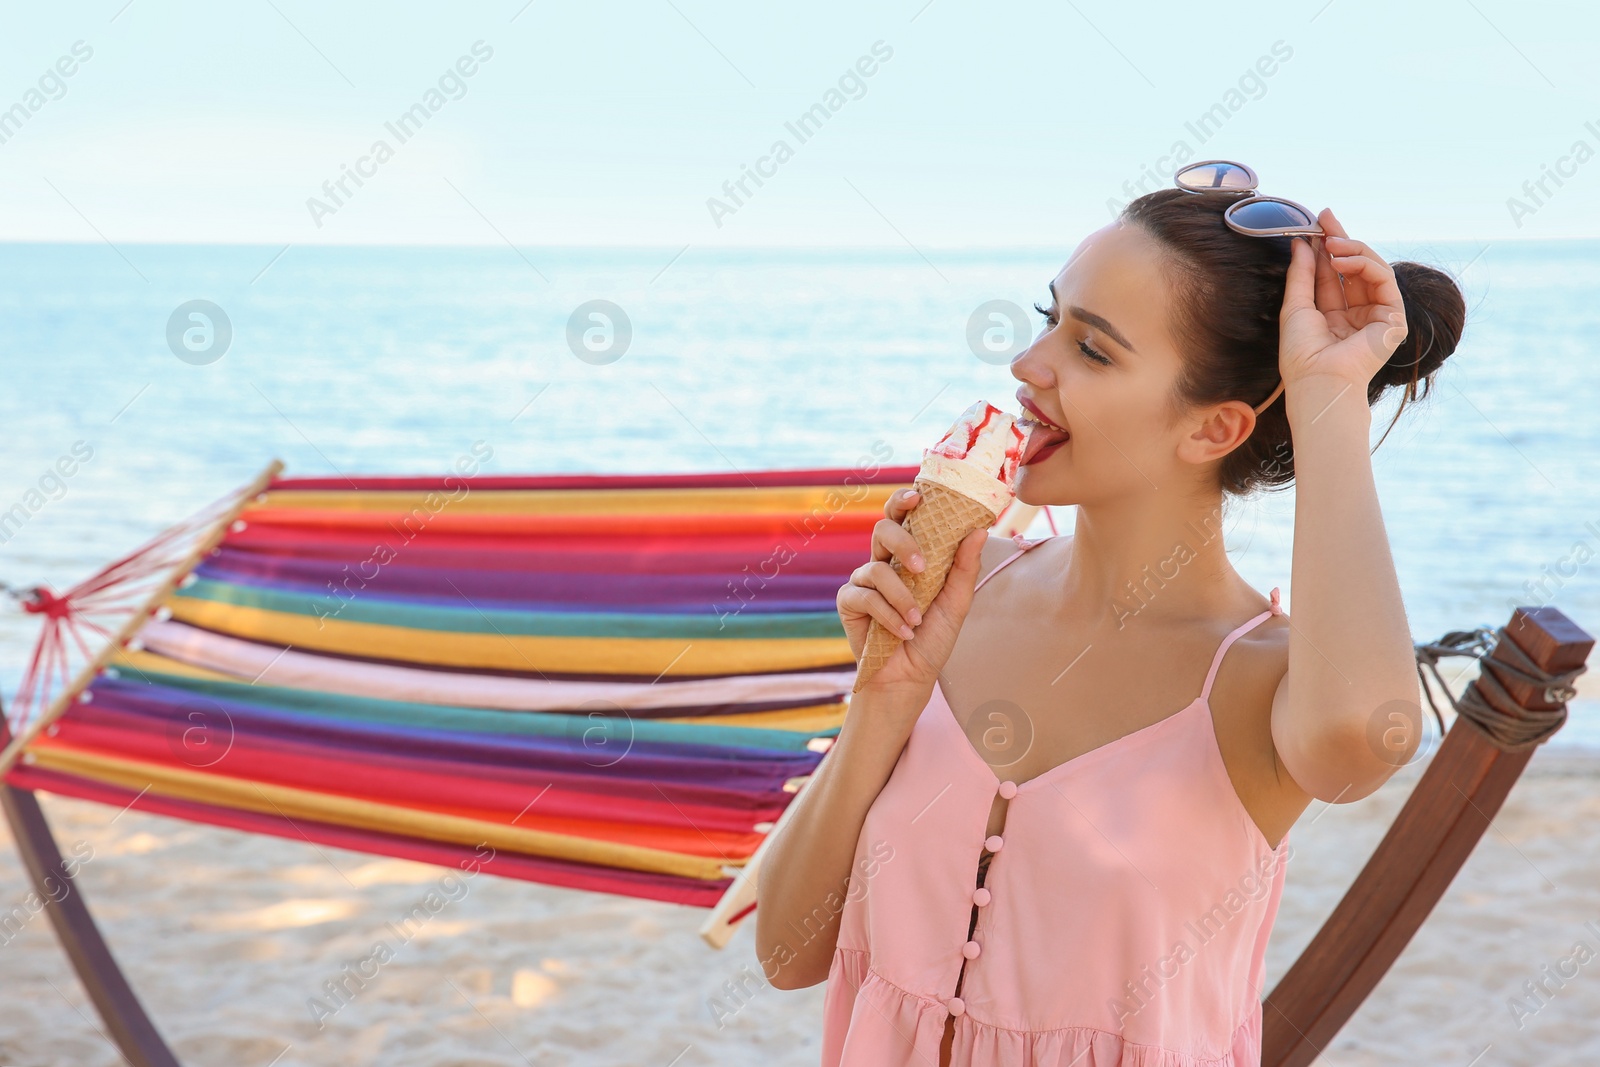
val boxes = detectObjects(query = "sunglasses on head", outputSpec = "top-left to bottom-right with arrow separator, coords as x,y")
1170,160 -> 1331,415
1173,160 -> 1323,238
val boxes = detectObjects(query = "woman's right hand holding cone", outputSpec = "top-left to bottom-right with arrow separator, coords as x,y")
836,487 -> 989,706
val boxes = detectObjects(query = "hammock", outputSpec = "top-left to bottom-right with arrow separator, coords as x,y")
0,460 -> 948,909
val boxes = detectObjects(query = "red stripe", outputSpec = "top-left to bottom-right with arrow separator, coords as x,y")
46,715 -> 786,841
6,766 -> 730,907
272,465 -> 919,492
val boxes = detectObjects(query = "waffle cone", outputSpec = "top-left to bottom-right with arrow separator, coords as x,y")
852,479 -> 1000,693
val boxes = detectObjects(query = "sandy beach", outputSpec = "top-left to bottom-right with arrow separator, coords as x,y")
1,736 -> 1597,1066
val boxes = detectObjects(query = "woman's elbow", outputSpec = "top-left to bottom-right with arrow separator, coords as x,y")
765,960 -> 827,991
1277,702 -> 1421,802
755,918 -> 830,990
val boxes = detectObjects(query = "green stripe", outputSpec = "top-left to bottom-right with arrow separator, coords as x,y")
176,578 -> 845,640
110,666 -> 841,752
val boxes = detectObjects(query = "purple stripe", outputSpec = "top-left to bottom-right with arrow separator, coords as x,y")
194,549 -> 845,613
224,541 -> 864,576
89,679 -> 816,798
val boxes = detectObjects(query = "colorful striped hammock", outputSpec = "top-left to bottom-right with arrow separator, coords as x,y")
1,460 -> 949,912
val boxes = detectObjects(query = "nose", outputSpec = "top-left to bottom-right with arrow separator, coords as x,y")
1009,336 -> 1056,390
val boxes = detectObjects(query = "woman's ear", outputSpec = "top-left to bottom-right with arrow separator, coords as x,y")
1178,401 -> 1256,465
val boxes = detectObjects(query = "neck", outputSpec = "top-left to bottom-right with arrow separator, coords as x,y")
1056,493 -> 1244,631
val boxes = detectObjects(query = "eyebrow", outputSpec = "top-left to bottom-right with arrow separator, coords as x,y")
1049,281 -> 1137,355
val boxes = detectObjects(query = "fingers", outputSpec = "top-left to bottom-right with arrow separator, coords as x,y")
1311,236 -> 1349,313
948,527 -> 989,583
1317,207 -> 1350,241
1371,319 -> 1407,356
1323,232 -> 1390,269
1281,236 -> 1318,316
928,528 -> 990,617
1325,251 -> 1403,314
848,487 -> 929,643
1292,209 -> 1409,366
840,563 -> 920,639
1324,245 -> 1406,357
871,516 -> 926,571
1317,211 -> 1397,311
883,487 -> 921,524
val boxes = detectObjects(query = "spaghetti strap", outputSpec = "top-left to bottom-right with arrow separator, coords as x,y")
1199,586 -> 1284,703
973,533 -> 1049,593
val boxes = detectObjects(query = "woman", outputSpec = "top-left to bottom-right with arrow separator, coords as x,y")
754,163 -> 1467,1066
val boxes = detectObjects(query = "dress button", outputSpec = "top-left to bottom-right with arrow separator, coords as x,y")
972,887 -> 991,906
947,996 -> 966,1017
984,834 -> 1004,852
997,780 -> 1017,799
963,939 -> 982,959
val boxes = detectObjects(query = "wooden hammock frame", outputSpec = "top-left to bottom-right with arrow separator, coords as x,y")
1,493 -> 1592,1065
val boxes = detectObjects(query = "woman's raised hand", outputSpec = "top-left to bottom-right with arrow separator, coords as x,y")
1279,207 -> 1408,392
836,487 -> 989,703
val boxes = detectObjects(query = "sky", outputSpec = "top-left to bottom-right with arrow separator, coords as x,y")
0,0 -> 1597,247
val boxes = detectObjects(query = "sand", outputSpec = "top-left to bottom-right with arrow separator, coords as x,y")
3,743 -> 1600,1066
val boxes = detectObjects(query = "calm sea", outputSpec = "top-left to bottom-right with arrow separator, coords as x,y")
0,241 -> 1595,748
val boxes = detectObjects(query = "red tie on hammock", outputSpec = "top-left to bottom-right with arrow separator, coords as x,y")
5,491 -> 242,741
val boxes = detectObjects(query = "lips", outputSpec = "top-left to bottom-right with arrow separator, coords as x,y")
1017,395 -> 1070,466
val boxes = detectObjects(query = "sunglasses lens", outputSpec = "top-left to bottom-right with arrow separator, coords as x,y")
1175,162 -> 1254,192
1228,198 -> 1317,232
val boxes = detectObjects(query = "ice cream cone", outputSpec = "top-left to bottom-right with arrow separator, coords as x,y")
853,478 -> 1000,692
851,401 -> 1030,694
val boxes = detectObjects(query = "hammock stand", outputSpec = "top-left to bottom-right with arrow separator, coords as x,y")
0,463 -> 1590,1067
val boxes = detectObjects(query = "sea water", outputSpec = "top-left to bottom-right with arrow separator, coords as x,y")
0,240 -> 1595,748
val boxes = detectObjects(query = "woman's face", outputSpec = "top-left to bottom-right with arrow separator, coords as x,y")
1011,219 -> 1220,507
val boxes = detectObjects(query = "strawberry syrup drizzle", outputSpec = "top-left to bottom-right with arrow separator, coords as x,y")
928,402 -> 1028,487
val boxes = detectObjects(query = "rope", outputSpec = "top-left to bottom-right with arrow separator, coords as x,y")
1,476 -> 262,738
1415,624 -> 1586,753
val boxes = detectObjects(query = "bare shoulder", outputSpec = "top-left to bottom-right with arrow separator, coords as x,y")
978,532 -> 1025,580
1209,608 -> 1312,844
1213,610 -> 1292,761
976,532 -> 1067,589
1230,608 -> 1291,669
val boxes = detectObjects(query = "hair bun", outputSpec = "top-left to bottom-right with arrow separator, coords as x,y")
1373,261 -> 1465,403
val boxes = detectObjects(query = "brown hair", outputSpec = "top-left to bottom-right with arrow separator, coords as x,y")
1120,187 -> 1466,496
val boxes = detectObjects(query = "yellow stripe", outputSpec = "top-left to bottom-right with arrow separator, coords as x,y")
31,745 -> 736,880
166,598 -> 850,675
113,649 -> 239,683
661,704 -> 846,730
259,483 -> 901,515
113,650 -> 846,731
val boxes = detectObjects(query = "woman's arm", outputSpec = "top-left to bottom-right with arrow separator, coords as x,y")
756,496 -> 991,988
1274,376 -> 1419,801
754,687 -> 922,989
1269,213 -> 1426,802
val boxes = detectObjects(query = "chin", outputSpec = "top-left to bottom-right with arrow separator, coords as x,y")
1014,466 -> 1074,508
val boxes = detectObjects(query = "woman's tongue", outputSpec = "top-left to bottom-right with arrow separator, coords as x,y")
1021,424 -> 1069,465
